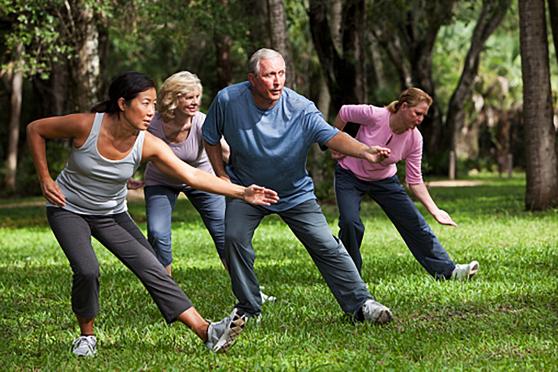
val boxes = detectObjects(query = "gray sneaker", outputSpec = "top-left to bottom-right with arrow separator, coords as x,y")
361,299 -> 393,324
451,260 -> 479,280
72,335 -> 97,357
205,308 -> 247,353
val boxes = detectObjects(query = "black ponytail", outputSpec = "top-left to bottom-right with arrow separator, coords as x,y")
91,71 -> 156,113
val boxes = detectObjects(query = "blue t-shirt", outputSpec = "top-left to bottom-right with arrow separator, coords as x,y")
203,81 -> 338,211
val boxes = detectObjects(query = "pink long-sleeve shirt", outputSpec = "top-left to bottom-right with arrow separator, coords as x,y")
337,104 -> 423,184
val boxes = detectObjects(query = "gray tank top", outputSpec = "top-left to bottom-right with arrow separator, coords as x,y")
50,112 -> 145,215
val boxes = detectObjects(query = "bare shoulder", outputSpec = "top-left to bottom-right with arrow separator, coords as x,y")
28,112 -> 96,141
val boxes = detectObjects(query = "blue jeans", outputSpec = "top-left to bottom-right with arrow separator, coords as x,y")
224,198 -> 372,317
144,185 -> 225,267
334,165 -> 455,279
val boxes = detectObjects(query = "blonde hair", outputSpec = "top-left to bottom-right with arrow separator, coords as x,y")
157,71 -> 203,122
386,87 -> 432,113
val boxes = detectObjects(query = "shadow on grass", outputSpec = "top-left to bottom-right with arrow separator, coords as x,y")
0,181 -> 531,229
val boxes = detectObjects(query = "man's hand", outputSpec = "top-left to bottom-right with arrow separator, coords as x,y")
243,185 -> 280,206
363,145 -> 391,163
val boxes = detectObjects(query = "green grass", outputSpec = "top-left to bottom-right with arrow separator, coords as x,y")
1,173 -> 557,370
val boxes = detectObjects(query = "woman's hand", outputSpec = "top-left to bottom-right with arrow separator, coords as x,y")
243,185 -> 280,206
432,209 -> 457,227
127,178 -> 145,190
363,145 -> 391,163
41,177 -> 65,207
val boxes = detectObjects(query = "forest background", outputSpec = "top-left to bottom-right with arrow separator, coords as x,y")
1,0 -> 558,211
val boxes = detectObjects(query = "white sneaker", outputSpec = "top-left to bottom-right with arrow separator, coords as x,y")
72,335 -> 97,357
260,291 -> 276,304
451,260 -> 479,280
361,299 -> 393,324
205,308 -> 247,353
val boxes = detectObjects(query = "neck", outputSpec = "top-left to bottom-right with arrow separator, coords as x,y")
253,96 -> 278,110
109,114 -> 139,139
171,110 -> 193,128
250,87 -> 279,110
389,111 -> 406,134
164,112 -> 192,139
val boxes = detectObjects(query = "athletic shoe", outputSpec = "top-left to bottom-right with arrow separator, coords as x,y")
260,291 -> 276,304
205,308 -> 247,353
72,335 -> 97,357
361,299 -> 393,324
451,260 -> 480,280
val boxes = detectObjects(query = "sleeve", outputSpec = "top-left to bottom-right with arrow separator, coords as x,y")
305,105 -> 339,145
338,104 -> 376,126
202,94 -> 224,145
404,133 -> 424,185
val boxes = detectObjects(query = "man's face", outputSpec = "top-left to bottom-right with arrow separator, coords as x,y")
248,56 -> 286,109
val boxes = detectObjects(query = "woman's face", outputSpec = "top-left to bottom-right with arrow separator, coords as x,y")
120,88 -> 157,131
400,101 -> 430,131
175,89 -> 201,118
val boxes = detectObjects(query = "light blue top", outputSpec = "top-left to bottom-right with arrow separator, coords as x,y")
49,112 -> 145,215
203,81 -> 338,211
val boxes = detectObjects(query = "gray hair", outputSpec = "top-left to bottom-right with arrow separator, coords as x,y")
248,48 -> 284,75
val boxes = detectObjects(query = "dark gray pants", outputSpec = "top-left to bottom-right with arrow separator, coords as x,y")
224,198 -> 372,317
47,207 -> 192,323
334,165 -> 455,279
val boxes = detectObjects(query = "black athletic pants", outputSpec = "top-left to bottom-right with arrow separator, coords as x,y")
46,207 -> 192,323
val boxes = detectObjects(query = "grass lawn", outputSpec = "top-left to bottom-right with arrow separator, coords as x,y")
1,173 -> 557,370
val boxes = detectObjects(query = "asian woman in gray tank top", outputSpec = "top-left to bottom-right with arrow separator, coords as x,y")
26,71 -> 279,355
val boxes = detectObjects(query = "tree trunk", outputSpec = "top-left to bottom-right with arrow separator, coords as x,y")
308,0 -> 366,114
247,0 -> 270,50
518,0 -> 558,210
547,0 -> 558,65
369,1 -> 457,171
61,0 -> 101,112
75,4 -> 100,111
267,0 -> 295,88
4,44 -> 24,192
214,0 -> 233,92
446,0 -> 511,178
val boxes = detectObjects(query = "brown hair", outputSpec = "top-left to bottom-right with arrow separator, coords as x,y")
386,87 -> 432,113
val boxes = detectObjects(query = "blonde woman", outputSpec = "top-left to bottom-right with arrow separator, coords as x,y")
142,71 -> 229,276
333,88 -> 479,280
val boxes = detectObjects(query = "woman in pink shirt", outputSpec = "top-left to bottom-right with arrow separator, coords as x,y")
333,88 -> 479,280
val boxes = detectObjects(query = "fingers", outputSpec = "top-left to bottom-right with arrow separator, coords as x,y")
330,150 -> 345,160
127,179 -> 145,190
245,185 -> 280,205
436,210 -> 457,227
42,182 -> 65,207
370,145 -> 391,156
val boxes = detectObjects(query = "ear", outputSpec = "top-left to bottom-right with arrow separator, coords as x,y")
117,97 -> 127,112
248,72 -> 256,86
